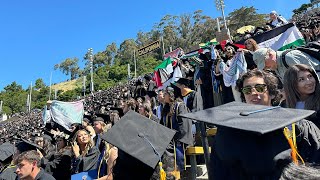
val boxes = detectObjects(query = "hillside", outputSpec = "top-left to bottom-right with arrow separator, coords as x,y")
51,78 -> 82,92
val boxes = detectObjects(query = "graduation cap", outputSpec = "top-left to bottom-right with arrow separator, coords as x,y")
169,83 -> 182,99
109,107 -> 124,117
146,91 -> 157,98
175,78 -> 191,87
16,139 -> 43,153
93,116 -> 105,123
179,101 -> 314,135
179,102 -> 315,178
102,110 -> 175,171
0,142 -> 15,162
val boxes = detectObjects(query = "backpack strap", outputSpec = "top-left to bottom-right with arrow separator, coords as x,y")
281,49 -> 292,69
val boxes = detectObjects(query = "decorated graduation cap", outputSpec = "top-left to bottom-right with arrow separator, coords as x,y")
0,142 -> 15,162
179,102 -> 315,179
102,111 -> 176,179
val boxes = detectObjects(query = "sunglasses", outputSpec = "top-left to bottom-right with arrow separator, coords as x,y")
242,84 -> 267,95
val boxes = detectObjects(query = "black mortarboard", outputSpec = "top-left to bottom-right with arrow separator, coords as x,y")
179,101 -> 314,135
180,102 -> 315,178
109,107 -> 124,117
146,91 -> 157,98
0,142 -> 15,162
102,110 -> 176,169
94,113 -> 111,123
175,78 -> 191,87
93,116 -> 105,123
16,139 -> 42,153
169,83 -> 182,99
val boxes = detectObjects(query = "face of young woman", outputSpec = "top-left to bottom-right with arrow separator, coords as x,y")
245,41 -> 253,51
242,76 -> 272,106
296,70 -> 316,100
77,130 -> 90,145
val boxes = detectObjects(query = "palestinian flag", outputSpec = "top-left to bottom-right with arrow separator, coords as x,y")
237,23 -> 305,51
154,57 -> 174,84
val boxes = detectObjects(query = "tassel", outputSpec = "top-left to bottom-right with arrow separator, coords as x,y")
159,162 -> 166,180
283,126 -> 305,165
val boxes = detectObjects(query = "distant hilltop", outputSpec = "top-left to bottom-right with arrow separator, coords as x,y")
51,78 -> 82,92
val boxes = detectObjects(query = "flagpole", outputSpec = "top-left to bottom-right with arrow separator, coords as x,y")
134,49 -> 137,78
83,75 -> 86,97
161,36 -> 165,56
29,82 -> 32,113
49,72 -> 52,100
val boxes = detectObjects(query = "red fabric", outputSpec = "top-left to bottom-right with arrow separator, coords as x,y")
153,71 -> 162,87
220,40 -> 228,50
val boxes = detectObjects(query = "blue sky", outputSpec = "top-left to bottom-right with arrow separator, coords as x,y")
0,0 -> 310,90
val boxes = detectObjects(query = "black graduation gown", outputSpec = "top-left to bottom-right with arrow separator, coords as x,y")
72,146 -> 100,174
34,168 -> 56,180
0,165 -> 17,180
41,149 -> 72,180
174,102 -> 194,146
112,150 -> 155,180
210,127 -> 291,180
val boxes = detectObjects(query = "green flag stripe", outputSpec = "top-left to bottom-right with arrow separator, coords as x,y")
278,38 -> 305,51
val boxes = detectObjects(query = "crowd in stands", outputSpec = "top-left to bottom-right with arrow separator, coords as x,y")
0,9 -> 320,180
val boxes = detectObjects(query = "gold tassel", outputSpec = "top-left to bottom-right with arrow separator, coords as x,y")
159,162 -> 166,180
283,125 -> 305,165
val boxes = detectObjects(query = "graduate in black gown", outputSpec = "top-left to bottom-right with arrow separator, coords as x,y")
40,134 -> 72,180
71,129 -> 100,174
103,111 -> 176,180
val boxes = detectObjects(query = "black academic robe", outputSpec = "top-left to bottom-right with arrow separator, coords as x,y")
174,102 -> 194,146
41,149 -> 72,180
72,146 -> 100,174
0,165 -> 17,180
112,150 -> 155,180
210,127 -> 291,180
34,168 -> 56,180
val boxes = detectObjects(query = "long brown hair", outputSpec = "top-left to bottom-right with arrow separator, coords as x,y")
284,64 -> 320,110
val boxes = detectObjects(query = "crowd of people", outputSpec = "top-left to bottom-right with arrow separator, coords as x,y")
0,9 -> 320,180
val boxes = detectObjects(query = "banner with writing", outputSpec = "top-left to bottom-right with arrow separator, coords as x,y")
138,40 -> 160,56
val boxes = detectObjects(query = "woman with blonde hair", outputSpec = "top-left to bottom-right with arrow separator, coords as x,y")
71,129 -> 100,174
95,134 -> 118,180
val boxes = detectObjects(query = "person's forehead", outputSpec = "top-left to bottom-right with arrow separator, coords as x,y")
298,70 -> 312,77
243,76 -> 265,85
77,130 -> 88,135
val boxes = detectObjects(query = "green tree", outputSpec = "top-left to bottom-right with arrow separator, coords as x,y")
54,57 -> 81,80
227,6 -> 267,35
293,3 -> 312,15
35,78 -> 46,90
1,82 -> 27,114
117,39 -> 137,65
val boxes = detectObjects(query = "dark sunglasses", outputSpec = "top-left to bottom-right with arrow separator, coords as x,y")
242,84 -> 267,95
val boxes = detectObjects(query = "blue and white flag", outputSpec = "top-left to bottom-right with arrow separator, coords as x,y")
43,100 -> 84,131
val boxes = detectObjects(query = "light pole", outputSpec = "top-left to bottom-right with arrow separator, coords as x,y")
215,0 -> 231,40
88,48 -> 94,93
